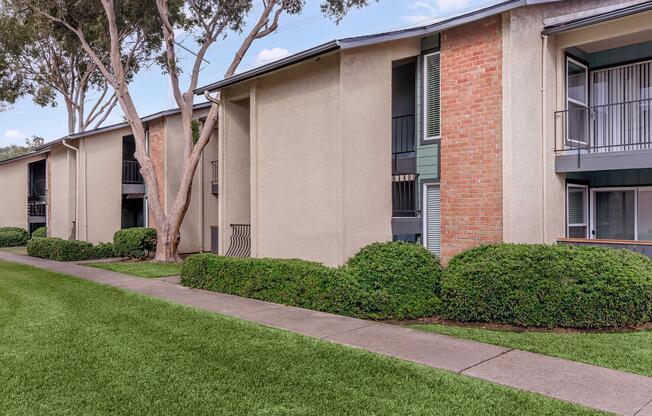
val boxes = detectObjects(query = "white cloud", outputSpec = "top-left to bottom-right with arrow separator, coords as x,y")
4,129 -> 26,144
402,0 -> 472,24
255,47 -> 291,66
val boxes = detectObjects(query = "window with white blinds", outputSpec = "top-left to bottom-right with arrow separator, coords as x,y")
566,57 -> 589,146
423,184 -> 441,256
567,184 -> 588,238
424,52 -> 440,141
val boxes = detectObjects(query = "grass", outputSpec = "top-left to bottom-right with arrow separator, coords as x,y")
0,260 -> 603,416
0,246 -> 27,255
88,260 -> 182,278
406,323 -> 652,378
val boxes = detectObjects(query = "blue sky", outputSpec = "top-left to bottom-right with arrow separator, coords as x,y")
0,0 -> 490,146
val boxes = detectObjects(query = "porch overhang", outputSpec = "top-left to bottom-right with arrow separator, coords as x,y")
555,148 -> 652,173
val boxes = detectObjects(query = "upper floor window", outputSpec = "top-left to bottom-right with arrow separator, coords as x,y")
423,52 -> 440,141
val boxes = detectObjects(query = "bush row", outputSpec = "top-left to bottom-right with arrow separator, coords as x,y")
182,242 -> 442,320
441,244 -> 652,328
0,227 -> 29,247
27,238 -> 117,261
31,227 -> 47,238
182,242 -> 652,328
26,227 -> 157,262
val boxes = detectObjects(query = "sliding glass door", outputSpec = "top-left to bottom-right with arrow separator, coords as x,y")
588,187 -> 652,241
593,189 -> 635,240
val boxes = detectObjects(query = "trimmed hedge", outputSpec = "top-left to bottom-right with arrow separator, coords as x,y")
346,242 -> 442,319
0,227 -> 29,247
181,242 -> 443,320
181,254 -> 364,317
113,228 -> 156,259
27,237 -> 116,261
31,227 -> 47,238
441,244 -> 652,328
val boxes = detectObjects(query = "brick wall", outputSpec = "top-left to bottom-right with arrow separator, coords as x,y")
147,118 -> 166,227
440,15 -> 503,262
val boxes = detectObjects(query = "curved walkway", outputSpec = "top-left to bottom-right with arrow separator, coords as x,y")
1,251 -> 652,416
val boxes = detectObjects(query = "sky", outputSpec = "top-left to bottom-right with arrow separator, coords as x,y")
0,0 -> 492,147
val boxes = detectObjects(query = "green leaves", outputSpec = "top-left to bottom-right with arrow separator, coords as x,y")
441,244 -> 652,328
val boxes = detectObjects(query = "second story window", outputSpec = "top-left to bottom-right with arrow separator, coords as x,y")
423,52 -> 440,141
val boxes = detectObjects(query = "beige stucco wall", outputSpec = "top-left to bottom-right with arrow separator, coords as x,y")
340,39 -> 421,262
219,94 -> 251,255
501,0 -> 632,245
49,146 -> 76,239
78,130 -> 124,243
163,109 -> 216,253
0,154 -> 45,230
218,38 -> 420,266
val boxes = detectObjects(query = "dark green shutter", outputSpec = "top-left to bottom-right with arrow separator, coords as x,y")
426,53 -> 440,139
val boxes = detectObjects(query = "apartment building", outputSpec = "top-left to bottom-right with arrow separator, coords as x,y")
196,0 -> 652,264
0,104 -> 218,254
2,0 -> 651,265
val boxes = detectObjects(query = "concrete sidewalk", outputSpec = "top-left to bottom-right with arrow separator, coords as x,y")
1,251 -> 652,415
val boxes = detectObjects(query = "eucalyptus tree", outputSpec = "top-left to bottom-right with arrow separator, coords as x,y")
24,0 -> 373,261
0,2 -> 158,133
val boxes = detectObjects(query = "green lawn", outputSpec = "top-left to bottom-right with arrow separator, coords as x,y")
88,260 -> 182,278
407,323 -> 652,378
0,246 -> 27,255
0,260 -> 602,416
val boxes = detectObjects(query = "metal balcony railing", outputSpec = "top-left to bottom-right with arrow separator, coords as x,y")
122,160 -> 144,184
555,98 -> 652,154
225,224 -> 250,258
28,201 -> 46,217
392,114 -> 419,217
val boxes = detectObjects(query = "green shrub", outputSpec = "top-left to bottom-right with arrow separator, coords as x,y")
181,254 -> 364,317
113,228 -> 156,259
181,242 -> 443,320
0,227 -> 29,247
94,242 -> 117,259
345,241 -> 442,319
31,227 -> 47,238
441,244 -> 652,328
27,237 -> 117,261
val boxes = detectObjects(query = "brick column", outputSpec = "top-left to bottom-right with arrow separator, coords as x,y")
147,118 -> 166,227
439,16 -> 503,262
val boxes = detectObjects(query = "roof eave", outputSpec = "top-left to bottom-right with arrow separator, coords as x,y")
542,1 -> 652,35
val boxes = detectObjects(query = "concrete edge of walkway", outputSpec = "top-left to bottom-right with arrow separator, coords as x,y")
1,251 -> 652,416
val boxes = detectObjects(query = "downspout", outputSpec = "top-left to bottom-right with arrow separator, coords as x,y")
62,139 -> 79,240
541,34 -> 548,244
199,147 -> 204,252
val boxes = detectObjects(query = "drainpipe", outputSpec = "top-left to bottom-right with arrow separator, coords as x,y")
62,139 -> 79,240
541,34 -> 548,244
199,147 -> 204,252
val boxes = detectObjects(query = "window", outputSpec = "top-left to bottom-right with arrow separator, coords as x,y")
566,57 -> 589,147
423,184 -> 441,255
567,184 -> 588,238
423,52 -> 440,141
586,187 -> 652,241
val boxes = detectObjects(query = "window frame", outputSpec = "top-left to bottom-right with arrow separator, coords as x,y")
422,51 -> 441,143
566,183 -> 589,238
589,186 -> 648,241
565,56 -> 590,147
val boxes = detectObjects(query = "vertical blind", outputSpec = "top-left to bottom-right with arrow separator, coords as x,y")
591,60 -> 652,151
425,53 -> 440,139
425,185 -> 441,255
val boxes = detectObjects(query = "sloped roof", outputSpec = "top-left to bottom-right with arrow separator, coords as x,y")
195,0 -> 560,94
0,102 -> 212,166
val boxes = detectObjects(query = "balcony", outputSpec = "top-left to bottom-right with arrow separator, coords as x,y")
555,98 -> 652,172
122,160 -> 145,194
